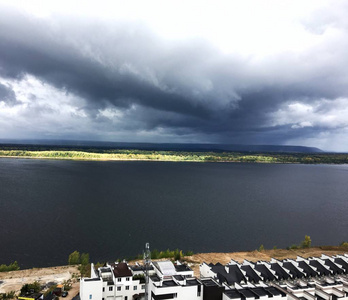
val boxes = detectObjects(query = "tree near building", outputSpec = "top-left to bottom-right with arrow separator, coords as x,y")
80,253 -> 89,265
68,251 -> 80,265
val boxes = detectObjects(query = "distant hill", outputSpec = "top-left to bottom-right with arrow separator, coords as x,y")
0,139 -> 323,153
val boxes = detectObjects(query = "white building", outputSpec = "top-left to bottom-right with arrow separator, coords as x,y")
80,262 -> 148,300
148,261 -> 202,300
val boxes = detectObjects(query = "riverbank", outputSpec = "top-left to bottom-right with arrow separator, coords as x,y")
1,148 -> 348,163
1,247 -> 347,295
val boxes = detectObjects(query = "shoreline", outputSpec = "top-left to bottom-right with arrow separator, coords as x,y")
1,247 -> 347,283
1,154 -> 348,164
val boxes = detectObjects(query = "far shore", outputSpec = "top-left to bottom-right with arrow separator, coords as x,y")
1,148 -> 348,164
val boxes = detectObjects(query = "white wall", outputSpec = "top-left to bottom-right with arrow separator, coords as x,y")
80,279 -> 103,300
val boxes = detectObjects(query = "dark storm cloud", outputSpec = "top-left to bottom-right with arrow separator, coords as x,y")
1,6 -> 348,147
0,82 -> 17,105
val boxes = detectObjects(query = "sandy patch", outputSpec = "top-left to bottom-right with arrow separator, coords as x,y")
0,265 -> 79,296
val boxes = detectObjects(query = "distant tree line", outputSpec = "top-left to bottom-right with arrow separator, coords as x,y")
131,248 -> 194,261
1,146 -> 348,164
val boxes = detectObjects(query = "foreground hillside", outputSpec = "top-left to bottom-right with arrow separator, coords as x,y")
1,247 -> 347,295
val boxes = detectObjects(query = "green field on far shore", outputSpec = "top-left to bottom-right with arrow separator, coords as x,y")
0,146 -> 348,164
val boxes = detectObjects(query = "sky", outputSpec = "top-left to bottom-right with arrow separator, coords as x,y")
0,0 -> 348,151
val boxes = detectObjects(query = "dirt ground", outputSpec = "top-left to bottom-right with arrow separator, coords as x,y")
0,248 -> 347,296
0,265 -> 80,298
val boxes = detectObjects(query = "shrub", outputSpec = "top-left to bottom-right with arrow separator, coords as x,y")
0,291 -> 16,300
301,235 -> 312,248
20,282 -> 41,295
0,261 -> 20,272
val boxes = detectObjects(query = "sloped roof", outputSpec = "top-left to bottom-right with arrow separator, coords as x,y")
282,262 -> 305,278
210,264 -> 246,285
308,260 -> 331,276
270,263 -> 290,280
298,261 -> 318,277
323,259 -> 344,274
254,264 -> 276,281
240,265 -> 261,283
113,262 -> 132,277
154,261 -> 176,276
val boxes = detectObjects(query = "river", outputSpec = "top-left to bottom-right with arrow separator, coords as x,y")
0,158 -> 347,268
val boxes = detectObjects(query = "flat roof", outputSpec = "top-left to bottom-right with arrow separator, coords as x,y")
264,286 -> 286,297
161,280 -> 178,287
224,289 -> 244,299
84,278 -> 100,282
185,279 -> 200,286
173,275 -> 184,281
174,264 -> 192,272
100,268 -> 111,273
238,288 -> 257,298
201,279 -> 219,287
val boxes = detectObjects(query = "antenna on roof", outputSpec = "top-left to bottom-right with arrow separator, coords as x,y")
144,242 -> 151,300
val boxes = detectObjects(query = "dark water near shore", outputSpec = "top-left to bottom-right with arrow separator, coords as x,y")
0,158 -> 347,268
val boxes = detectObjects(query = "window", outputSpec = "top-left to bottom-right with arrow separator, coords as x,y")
117,287 -> 121,291
117,278 -> 121,282
126,277 -> 130,281
133,286 -> 137,290
109,287 -> 113,291
102,287 -> 105,292
125,286 -> 129,290
141,285 -> 145,290
125,297 -> 128,300
89,295 -> 92,300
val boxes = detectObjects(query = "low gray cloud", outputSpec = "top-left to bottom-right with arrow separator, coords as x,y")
1,4 -> 348,150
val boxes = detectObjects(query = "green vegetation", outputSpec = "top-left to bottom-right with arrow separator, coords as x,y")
301,235 -> 312,248
62,280 -> 72,291
0,291 -> 16,300
0,261 -> 20,272
68,251 -> 90,277
287,235 -> 312,250
68,251 -> 81,265
340,241 -> 348,247
0,145 -> 348,164
133,274 -> 145,284
258,245 -> 265,252
125,248 -> 193,262
80,253 -> 90,266
20,281 -> 41,295
147,248 -> 193,260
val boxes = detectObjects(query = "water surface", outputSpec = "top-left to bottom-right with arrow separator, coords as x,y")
0,158 -> 347,268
